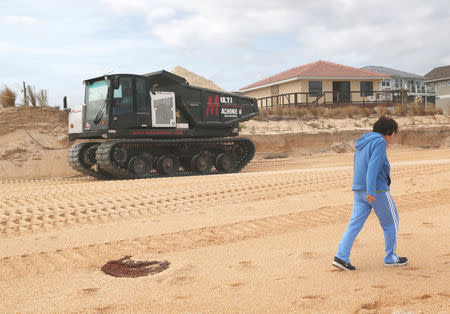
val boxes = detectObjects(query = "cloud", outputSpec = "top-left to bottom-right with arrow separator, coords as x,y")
96,0 -> 450,87
0,42 -> 20,53
99,1 -> 449,54
150,8 -> 296,50
2,0 -> 449,105
100,1 -> 302,46
98,0 -> 152,13
3,16 -> 38,25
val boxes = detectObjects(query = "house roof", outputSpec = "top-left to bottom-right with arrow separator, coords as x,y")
362,66 -> 425,80
424,65 -> 450,81
240,60 -> 388,91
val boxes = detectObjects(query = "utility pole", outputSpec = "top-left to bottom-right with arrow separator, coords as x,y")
23,81 -> 28,106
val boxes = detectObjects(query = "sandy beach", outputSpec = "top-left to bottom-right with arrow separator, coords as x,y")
0,145 -> 449,313
0,107 -> 449,312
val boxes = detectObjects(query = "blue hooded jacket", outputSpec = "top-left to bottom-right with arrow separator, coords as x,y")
352,132 -> 391,196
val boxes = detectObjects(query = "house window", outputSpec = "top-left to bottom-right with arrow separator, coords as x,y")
381,80 -> 390,87
309,81 -> 322,96
447,81 -> 450,86
395,79 -> 403,88
360,81 -> 373,97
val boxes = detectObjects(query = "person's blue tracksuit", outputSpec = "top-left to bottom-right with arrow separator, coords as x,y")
336,132 -> 400,264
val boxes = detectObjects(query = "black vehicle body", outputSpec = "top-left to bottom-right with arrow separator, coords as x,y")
69,70 -> 258,141
67,71 -> 258,179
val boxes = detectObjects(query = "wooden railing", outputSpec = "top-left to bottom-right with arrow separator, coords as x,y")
256,90 -> 419,109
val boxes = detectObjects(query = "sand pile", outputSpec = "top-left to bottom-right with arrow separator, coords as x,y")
171,66 -> 227,92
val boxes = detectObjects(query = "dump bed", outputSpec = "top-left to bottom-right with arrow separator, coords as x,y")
145,70 -> 259,128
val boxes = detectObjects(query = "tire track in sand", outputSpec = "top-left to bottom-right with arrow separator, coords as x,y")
0,188 -> 448,281
1,161 -> 448,237
0,171 -> 353,236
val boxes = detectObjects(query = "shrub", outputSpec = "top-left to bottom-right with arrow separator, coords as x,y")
254,109 -> 268,121
0,85 -> 16,107
307,105 -> 319,117
408,103 -> 425,116
326,107 -> 336,118
27,85 -> 37,106
332,107 -> 345,118
311,106 -> 327,117
343,106 -> 358,118
424,104 -> 443,115
295,107 -> 308,118
360,107 -> 373,117
376,106 -> 390,116
394,105 -> 407,116
268,106 -> 282,116
284,106 -> 297,118
37,89 -> 48,107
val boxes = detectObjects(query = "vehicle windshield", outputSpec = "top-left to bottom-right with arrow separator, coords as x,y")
85,80 -> 109,121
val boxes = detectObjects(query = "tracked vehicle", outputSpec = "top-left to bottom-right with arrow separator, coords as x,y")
67,70 -> 258,179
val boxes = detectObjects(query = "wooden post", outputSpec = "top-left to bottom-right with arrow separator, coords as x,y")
23,81 -> 28,106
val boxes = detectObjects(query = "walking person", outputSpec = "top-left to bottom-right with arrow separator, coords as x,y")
333,116 -> 407,270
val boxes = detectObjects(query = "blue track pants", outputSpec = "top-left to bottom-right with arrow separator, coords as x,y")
336,191 -> 400,264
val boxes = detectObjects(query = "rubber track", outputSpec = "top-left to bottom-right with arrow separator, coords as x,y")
67,143 -> 114,180
95,137 -> 255,180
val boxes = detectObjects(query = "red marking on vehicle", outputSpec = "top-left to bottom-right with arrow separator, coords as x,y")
71,109 -> 82,113
133,130 -> 184,135
222,104 -> 243,109
206,95 -> 220,117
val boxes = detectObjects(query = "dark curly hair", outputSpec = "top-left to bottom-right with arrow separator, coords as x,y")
373,116 -> 398,136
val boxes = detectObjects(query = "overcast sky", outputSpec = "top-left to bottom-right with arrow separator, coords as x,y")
1,0 -> 449,107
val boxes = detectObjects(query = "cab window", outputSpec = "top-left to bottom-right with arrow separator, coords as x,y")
136,78 -> 149,113
113,77 -> 133,115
